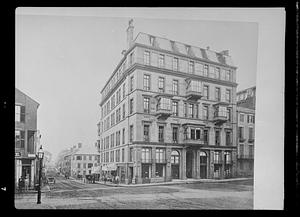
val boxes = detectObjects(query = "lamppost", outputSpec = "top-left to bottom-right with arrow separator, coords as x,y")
37,145 -> 44,204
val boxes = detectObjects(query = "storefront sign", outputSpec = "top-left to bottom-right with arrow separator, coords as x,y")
15,152 -> 21,157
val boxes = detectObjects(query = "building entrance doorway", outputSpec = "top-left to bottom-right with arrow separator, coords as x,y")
186,150 -> 193,178
171,150 -> 180,179
200,151 -> 207,179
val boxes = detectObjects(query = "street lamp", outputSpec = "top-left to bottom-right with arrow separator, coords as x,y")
37,145 -> 44,204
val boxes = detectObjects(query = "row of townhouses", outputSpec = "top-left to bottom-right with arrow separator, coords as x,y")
96,20 -> 256,184
56,143 -> 100,178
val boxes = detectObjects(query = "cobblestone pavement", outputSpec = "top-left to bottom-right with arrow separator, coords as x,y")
14,179 -> 253,209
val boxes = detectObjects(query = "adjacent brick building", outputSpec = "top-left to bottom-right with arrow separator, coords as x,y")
15,88 -> 40,188
98,20 -> 239,184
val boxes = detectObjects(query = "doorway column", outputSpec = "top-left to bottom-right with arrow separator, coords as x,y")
181,148 -> 187,180
196,150 -> 200,179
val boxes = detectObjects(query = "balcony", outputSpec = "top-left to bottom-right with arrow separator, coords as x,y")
213,111 -> 228,125
155,107 -> 172,119
184,138 -> 205,146
185,79 -> 202,101
237,154 -> 254,159
155,159 -> 167,164
213,159 -> 223,164
248,138 -> 255,143
239,137 -> 246,142
141,158 -> 153,163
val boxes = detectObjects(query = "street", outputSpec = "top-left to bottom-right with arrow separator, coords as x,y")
14,178 -> 253,209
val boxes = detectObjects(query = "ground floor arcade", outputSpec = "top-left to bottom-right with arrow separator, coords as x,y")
100,145 -> 237,184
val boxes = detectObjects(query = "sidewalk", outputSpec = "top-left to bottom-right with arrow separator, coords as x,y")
95,177 -> 253,188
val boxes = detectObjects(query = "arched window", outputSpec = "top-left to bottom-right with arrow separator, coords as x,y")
171,150 -> 180,164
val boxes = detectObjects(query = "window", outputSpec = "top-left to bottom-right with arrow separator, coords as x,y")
172,127 -> 178,143
122,128 -> 125,144
143,97 -> 150,113
214,151 -> 221,163
129,148 -> 134,162
225,89 -> 231,102
129,52 -> 134,65
111,95 -> 115,109
158,54 -> 165,68
76,156 -> 82,160
130,76 -> 134,91
142,148 -> 151,163
204,64 -> 209,77
77,163 -> 81,169
203,105 -> 209,120
111,133 -> 114,148
83,163 -> 86,168
123,83 -> 126,99
116,149 -> 120,162
239,127 -> 244,139
129,125 -> 133,142
249,145 -> 254,157
143,74 -> 150,90
110,151 -> 114,162
172,101 -> 178,116
150,36 -> 155,46
249,127 -> 254,140
89,156 -> 92,161
157,97 -> 171,110
248,115 -> 255,123
83,155 -> 86,161
215,87 -> 221,101
15,130 -> 25,148
144,51 -> 150,65
156,149 -> 165,163
111,113 -> 115,126
158,77 -> 165,93
203,85 -> 209,99
189,61 -> 194,73
226,131 -> 232,146
215,130 -> 220,146
158,126 -> 164,142
215,67 -> 220,79
227,108 -> 231,122
130,98 -> 134,114
240,113 -> 245,122
225,70 -> 231,81
15,105 -> 25,122
239,144 -> 244,156
144,125 -> 150,142
224,151 -> 231,164
116,108 -> 120,123
122,148 -> 125,162
171,150 -> 180,164
172,80 -> 178,95
116,131 -> 121,146
173,58 -> 178,71
203,129 -> 209,144
184,103 -> 187,117
188,104 -> 194,118
122,103 -> 125,119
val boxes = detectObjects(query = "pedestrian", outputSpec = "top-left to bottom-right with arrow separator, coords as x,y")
18,177 -> 23,193
25,175 -> 29,191
115,175 -> 120,185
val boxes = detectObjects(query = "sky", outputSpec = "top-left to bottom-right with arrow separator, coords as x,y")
15,8 -> 258,161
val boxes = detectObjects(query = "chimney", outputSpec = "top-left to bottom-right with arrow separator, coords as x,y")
206,46 -> 210,50
126,19 -> 134,49
220,50 -> 229,56
78,143 -> 82,149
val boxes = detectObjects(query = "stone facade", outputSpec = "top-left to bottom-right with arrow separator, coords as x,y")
98,20 -> 239,184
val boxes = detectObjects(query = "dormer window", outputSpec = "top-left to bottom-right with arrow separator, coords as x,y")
149,35 -> 155,46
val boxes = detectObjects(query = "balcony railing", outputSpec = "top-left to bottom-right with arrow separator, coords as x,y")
213,159 -> 223,164
155,159 -> 167,164
184,138 -> 205,145
248,138 -> 255,143
155,106 -> 172,119
237,154 -> 254,159
213,111 -> 228,124
239,137 -> 246,142
141,158 -> 153,163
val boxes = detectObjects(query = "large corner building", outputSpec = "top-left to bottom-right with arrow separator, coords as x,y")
98,20 -> 239,184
